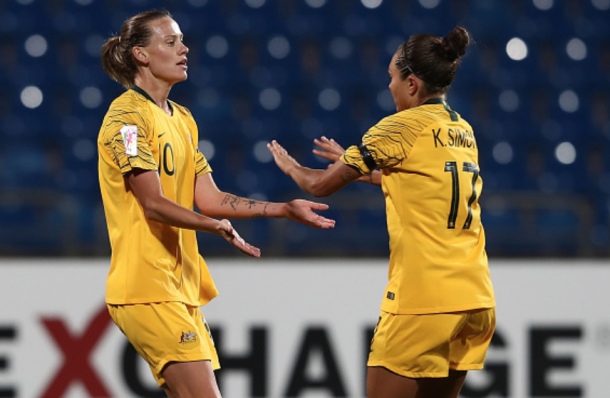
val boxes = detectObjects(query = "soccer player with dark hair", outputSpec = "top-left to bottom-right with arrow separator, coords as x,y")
268,26 -> 495,398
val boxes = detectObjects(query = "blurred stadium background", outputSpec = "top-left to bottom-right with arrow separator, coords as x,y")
1,0 -> 609,258
1,1 -> 610,397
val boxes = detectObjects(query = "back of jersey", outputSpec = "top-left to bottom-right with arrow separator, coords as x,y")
342,99 -> 495,315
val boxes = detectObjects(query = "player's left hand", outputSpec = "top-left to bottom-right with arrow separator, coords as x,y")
217,219 -> 261,258
267,140 -> 300,176
285,199 -> 335,229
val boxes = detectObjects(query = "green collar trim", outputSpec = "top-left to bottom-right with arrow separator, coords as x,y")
423,98 -> 444,105
423,98 -> 457,121
131,85 -> 173,113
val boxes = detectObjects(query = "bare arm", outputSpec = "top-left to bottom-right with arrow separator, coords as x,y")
312,136 -> 382,187
128,169 -> 260,257
363,170 -> 382,186
267,140 -> 361,197
194,173 -> 335,229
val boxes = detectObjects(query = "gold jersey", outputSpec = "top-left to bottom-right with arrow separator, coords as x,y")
98,86 -> 218,306
341,99 -> 495,315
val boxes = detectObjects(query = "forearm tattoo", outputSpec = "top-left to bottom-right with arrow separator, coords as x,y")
339,167 -> 358,183
253,203 -> 270,218
221,194 -> 270,217
221,194 -> 242,211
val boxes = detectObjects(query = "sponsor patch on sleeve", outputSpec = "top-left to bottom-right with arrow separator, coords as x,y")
120,125 -> 138,156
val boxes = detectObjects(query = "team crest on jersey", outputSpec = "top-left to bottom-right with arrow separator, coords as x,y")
179,330 -> 198,344
120,125 -> 138,156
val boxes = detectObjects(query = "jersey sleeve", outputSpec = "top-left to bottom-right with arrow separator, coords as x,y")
195,150 -> 212,177
100,106 -> 157,175
340,113 -> 419,174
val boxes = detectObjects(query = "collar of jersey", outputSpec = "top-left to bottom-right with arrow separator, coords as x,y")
422,97 -> 458,121
131,85 -> 174,113
422,98 -> 445,105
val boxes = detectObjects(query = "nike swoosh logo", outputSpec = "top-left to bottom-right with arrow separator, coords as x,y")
159,132 -> 166,138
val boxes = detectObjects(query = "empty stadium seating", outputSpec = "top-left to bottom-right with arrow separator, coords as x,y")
1,0 -> 608,256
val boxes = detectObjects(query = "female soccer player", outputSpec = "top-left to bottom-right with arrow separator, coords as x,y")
97,10 -> 334,397
268,26 -> 496,398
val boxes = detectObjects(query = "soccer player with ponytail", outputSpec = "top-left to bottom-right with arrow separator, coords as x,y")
269,26 -> 495,398
98,10 -> 334,397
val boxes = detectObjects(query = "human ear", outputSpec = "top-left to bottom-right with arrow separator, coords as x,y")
408,75 -> 419,96
132,47 -> 149,65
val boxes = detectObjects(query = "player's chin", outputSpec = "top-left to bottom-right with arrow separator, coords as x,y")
172,71 -> 188,83
166,74 -> 188,86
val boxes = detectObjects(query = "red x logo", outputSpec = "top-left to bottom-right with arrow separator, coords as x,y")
40,305 -> 113,398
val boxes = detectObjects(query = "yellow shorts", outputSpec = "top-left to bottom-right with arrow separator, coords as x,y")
107,302 -> 220,387
367,308 -> 495,378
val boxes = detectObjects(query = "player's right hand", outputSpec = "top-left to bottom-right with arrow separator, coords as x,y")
285,199 -> 335,229
267,140 -> 301,176
312,136 -> 346,166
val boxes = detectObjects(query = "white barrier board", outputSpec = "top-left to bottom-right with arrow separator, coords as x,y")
0,258 -> 608,397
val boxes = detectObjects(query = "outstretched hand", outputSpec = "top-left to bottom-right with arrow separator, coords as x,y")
217,219 -> 261,258
312,136 -> 346,165
313,136 -> 381,186
267,141 -> 336,228
285,199 -> 335,229
267,140 -> 301,176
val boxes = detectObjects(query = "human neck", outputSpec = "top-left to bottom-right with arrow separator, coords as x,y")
416,94 -> 443,107
134,75 -> 173,115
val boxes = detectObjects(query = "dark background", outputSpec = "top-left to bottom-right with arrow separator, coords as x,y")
1,0 -> 608,258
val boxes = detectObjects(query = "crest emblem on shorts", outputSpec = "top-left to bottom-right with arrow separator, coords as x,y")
179,331 -> 197,344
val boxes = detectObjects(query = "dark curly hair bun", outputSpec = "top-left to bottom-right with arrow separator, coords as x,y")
439,26 -> 470,62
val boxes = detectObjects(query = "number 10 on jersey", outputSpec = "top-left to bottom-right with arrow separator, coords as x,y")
444,161 -> 480,230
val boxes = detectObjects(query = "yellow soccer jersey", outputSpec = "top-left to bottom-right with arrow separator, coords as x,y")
341,98 -> 495,315
98,86 -> 218,306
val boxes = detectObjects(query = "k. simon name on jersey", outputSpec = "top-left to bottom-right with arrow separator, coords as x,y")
432,128 -> 477,149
